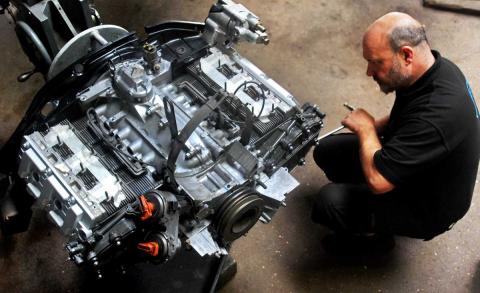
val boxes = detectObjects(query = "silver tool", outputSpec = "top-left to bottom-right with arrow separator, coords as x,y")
317,102 -> 356,140
343,102 -> 356,111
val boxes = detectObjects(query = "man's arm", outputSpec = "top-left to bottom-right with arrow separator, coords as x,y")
342,109 -> 395,194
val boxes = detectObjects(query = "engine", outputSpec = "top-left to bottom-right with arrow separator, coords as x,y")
1,0 -> 325,277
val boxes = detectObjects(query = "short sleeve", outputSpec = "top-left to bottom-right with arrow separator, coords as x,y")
374,118 -> 449,186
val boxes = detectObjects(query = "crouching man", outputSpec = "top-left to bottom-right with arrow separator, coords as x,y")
312,12 -> 480,252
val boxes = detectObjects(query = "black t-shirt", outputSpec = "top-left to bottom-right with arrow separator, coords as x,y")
374,51 -> 480,232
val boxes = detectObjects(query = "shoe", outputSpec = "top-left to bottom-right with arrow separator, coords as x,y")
321,233 -> 395,256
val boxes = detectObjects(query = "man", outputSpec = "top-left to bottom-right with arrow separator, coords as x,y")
311,12 -> 480,251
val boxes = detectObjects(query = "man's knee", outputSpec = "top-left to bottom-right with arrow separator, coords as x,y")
312,183 -> 373,233
311,183 -> 349,224
312,135 -> 338,169
313,138 -> 342,182
313,134 -> 364,183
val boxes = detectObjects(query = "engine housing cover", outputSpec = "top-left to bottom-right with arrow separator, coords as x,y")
10,1 -> 325,275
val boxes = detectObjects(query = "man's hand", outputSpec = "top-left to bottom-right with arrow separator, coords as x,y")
341,109 -> 376,135
341,108 -> 394,194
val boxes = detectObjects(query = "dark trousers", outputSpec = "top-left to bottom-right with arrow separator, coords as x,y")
311,134 -> 439,240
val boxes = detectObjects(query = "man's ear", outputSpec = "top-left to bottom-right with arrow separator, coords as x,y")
400,46 -> 414,65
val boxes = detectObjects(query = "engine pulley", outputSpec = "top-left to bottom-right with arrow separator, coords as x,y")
214,188 -> 264,242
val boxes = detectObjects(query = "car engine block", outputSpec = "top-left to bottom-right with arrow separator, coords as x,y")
1,0 -> 325,277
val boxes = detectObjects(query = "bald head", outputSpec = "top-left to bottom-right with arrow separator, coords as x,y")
364,12 -> 429,53
362,12 -> 435,94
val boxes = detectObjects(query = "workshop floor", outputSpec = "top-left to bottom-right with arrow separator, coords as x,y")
1,0 -> 479,292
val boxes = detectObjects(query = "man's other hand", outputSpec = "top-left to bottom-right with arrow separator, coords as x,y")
341,109 -> 376,135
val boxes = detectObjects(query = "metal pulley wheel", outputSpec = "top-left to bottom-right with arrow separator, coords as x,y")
47,25 -> 129,80
215,188 -> 264,242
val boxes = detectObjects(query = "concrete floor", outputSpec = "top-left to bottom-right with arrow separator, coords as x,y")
1,0 -> 480,292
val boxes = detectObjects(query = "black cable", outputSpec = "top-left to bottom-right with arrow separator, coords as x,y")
220,80 -> 267,125
92,202 -> 138,233
233,81 -> 267,118
209,254 -> 228,293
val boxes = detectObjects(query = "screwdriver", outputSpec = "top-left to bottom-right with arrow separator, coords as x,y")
317,103 -> 356,140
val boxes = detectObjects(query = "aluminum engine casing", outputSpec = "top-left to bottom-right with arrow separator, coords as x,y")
14,1 -> 325,273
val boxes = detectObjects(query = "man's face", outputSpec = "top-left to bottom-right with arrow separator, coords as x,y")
363,36 -> 410,94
